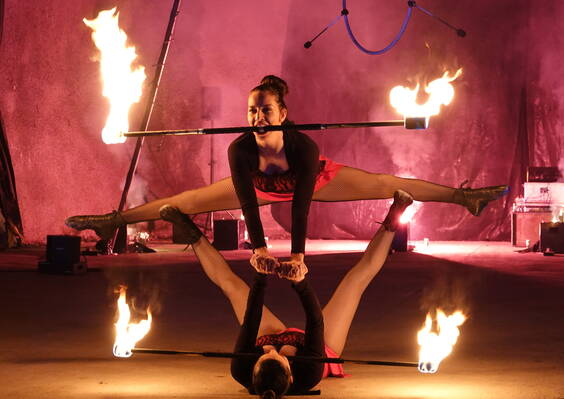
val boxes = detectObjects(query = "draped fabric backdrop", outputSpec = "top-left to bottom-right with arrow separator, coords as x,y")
0,0 -> 24,248
0,0 -> 562,243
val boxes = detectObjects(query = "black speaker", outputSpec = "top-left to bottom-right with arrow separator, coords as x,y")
526,166 -> 561,182
38,235 -> 86,274
391,222 -> 409,252
213,219 -> 245,250
540,222 -> 564,253
47,235 -> 81,264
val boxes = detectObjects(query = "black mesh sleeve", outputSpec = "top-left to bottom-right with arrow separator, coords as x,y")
230,273 -> 267,389
289,133 -> 319,254
228,136 -> 267,249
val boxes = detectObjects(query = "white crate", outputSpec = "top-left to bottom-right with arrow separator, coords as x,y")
523,182 -> 564,205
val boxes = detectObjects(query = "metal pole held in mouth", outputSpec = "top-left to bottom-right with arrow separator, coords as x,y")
124,117 -> 428,138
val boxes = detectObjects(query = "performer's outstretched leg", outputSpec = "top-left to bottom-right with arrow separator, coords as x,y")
313,166 -> 508,216
159,205 -> 286,336
125,177 -> 242,222
321,190 -> 413,356
65,177 -> 273,240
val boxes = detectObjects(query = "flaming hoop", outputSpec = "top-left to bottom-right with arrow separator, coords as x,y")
417,308 -> 466,373
113,286 -> 152,358
83,8 -> 146,144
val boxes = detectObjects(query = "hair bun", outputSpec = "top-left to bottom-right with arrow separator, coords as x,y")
261,389 -> 276,399
260,75 -> 289,97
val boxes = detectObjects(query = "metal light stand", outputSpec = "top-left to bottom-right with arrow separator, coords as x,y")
111,0 -> 182,253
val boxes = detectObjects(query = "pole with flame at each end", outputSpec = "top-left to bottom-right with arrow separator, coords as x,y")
129,347 -> 419,368
122,117 -> 428,138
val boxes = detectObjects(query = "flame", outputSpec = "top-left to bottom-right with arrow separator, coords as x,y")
113,286 -> 152,358
83,8 -> 146,144
551,208 -> 563,223
417,309 -> 466,373
388,176 -> 422,224
390,69 -> 462,122
400,201 -> 422,224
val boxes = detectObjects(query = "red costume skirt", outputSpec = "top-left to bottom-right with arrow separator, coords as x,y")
254,155 -> 344,202
256,327 -> 347,378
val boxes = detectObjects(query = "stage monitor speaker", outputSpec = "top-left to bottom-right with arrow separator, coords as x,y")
540,222 -> 564,253
38,235 -> 86,274
526,166 -> 561,182
47,235 -> 81,264
391,222 -> 409,252
213,219 -> 246,250
511,212 -> 552,246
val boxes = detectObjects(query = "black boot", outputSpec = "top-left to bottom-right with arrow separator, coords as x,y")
382,190 -> 414,232
453,183 -> 509,216
65,211 -> 125,240
159,205 -> 202,245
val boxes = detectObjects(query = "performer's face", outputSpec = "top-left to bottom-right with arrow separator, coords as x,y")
253,348 -> 294,383
247,90 -> 287,132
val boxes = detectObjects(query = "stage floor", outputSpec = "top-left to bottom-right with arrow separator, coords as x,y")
1,241 -> 563,398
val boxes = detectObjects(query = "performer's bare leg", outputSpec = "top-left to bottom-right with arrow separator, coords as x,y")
313,166 -> 507,216
66,177 -> 273,240
67,165 -> 506,240
313,167 -> 452,202
123,177 -> 261,223
159,205 -> 285,337
191,236 -> 286,336
322,190 -> 413,356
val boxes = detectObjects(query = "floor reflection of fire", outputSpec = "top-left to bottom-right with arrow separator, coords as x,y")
417,309 -> 466,373
113,286 -> 152,358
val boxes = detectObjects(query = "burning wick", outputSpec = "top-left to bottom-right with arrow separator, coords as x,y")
83,8 -> 146,144
417,309 -> 466,373
390,69 -> 462,128
113,286 -> 152,358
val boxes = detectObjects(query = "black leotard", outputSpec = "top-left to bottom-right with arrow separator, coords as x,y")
230,273 -> 325,394
228,130 -> 319,254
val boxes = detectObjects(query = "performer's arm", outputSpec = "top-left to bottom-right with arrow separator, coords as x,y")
292,278 -> 324,357
228,137 -> 267,250
289,133 -> 319,255
289,277 -> 325,392
230,272 -> 267,388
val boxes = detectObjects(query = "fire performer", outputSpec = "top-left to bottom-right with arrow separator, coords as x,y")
157,189 -> 414,397
66,75 -> 508,270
